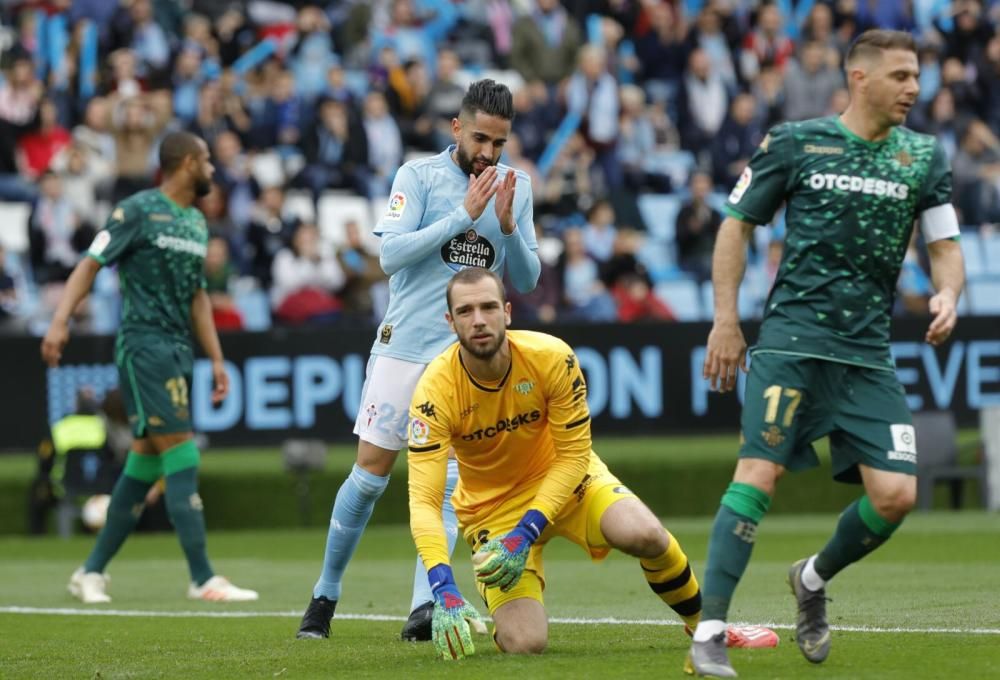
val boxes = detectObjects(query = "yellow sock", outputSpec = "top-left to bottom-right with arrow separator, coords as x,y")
640,531 -> 702,629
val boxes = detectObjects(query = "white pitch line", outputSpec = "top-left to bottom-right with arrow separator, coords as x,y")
2,606 -> 999,635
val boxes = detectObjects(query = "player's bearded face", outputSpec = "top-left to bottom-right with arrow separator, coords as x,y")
449,281 -> 511,360
192,150 -> 215,197
453,112 -> 510,177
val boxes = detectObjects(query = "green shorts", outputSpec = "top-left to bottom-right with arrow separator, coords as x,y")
116,335 -> 194,438
739,351 -> 916,483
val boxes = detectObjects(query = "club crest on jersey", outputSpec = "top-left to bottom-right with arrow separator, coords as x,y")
385,192 -> 406,220
895,150 -> 913,167
729,166 -> 752,204
514,379 -> 534,395
441,229 -> 496,271
410,417 -> 430,445
761,425 -> 785,448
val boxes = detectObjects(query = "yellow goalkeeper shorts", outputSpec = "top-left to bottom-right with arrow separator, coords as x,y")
461,456 -> 638,614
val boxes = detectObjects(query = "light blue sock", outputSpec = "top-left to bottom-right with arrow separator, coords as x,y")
409,458 -> 459,612
313,464 -> 390,600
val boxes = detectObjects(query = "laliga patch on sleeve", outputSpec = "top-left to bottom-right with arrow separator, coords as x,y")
385,192 -> 407,220
728,166 -> 753,204
88,230 -> 111,256
890,424 -> 917,454
410,417 -> 430,445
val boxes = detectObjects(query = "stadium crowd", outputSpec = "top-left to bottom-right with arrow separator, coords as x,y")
1,0 -> 999,335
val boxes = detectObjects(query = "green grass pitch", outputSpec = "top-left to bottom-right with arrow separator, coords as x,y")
1,513 -> 998,678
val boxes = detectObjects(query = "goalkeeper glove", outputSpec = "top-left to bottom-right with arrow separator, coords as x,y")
473,509 -> 548,592
428,564 -> 487,660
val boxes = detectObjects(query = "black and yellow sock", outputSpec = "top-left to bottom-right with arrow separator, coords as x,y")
163,439 -> 214,586
642,530 -> 702,629
814,495 -> 901,581
83,451 -> 160,573
702,482 -> 771,621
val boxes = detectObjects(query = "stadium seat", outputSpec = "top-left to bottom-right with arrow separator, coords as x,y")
283,190 -> 316,224
636,236 -> 677,280
960,232 -> 985,279
654,279 -> 701,321
982,234 -> 1000,275
317,192 -> 372,248
967,278 -> 1000,315
0,202 -> 32,253
234,288 -> 272,331
914,410 -> 988,510
637,194 -> 681,243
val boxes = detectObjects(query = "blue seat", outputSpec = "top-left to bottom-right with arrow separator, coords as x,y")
234,289 -> 273,331
654,279 -> 701,321
982,235 -> 1000,276
967,278 -> 1000,315
960,232 -> 985,279
637,194 -> 682,243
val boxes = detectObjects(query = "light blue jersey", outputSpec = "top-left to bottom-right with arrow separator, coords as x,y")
371,146 -> 539,364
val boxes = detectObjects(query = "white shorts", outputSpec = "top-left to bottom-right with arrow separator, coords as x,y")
353,355 -> 428,451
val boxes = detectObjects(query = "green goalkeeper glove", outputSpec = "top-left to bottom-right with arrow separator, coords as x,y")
428,564 -> 487,660
473,510 -> 548,592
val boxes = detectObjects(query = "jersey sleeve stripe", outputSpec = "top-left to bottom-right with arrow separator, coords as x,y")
565,415 -> 590,430
723,205 -> 762,225
409,443 -> 442,453
86,252 -> 106,265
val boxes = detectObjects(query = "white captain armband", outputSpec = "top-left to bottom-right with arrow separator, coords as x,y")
919,204 -> 960,243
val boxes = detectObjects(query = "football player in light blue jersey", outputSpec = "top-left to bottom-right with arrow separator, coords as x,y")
297,80 -> 541,642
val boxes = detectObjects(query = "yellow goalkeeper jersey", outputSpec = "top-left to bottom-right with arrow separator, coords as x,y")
408,330 -> 596,569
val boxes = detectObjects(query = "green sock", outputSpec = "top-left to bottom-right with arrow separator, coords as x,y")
163,439 -> 214,586
814,496 -> 901,581
702,482 -> 772,620
83,452 -> 161,573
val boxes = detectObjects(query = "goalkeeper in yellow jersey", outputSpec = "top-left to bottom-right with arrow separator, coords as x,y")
407,268 -> 778,660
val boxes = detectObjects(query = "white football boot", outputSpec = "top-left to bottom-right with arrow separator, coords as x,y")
187,575 -> 259,602
68,567 -> 111,604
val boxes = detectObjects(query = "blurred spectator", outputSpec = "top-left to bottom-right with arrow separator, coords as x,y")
323,62 -> 355,105
387,58 -> 437,151
568,45 -> 622,189
110,91 -> 171,202
539,132 -> 595,222
246,185 -> 300,289
0,49 -> 42,201
511,82 -> 553,162
635,1 -> 688,104
504,241 -> 560,325
558,227 -> 617,321
712,92 -> 763,189
678,48 -> 728,155
511,0 -> 582,86
291,6 -> 337,101
952,119 -> 1000,226
940,57 -> 978,113
127,0 -> 171,78
936,0 -> 993,64
172,47 -> 208,125
613,272 -> 675,322
975,31 -> 1000,132
18,98 -> 71,179
909,88 -> 962,162
0,243 -> 23,333
51,143 -> 112,219
582,200 -> 617,263
782,40 -> 844,122
72,97 -> 116,178
675,171 -> 722,283
336,219 -> 386,320
618,84 -> 658,191
295,97 -> 370,200
271,223 -> 346,326
371,0 -> 459,76
199,183 -> 243,263
599,227 -> 647,291
362,91 -> 403,197
687,4 -> 737,90
740,3 -> 794,82
212,130 -> 256,228
751,64 -> 785,129
29,172 -> 93,285
426,50 -> 466,146
502,132 -> 544,192
799,2 -> 844,65
204,236 -> 244,331
189,76 -> 251,149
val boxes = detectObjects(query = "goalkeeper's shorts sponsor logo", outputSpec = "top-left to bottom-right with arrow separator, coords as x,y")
461,410 -> 541,441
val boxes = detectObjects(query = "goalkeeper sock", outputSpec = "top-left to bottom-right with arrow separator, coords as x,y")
641,530 -> 701,629
701,482 -> 771,621
83,451 -> 159,573
313,464 -> 389,600
409,458 -> 459,612
162,439 -> 214,586
813,496 -> 901,582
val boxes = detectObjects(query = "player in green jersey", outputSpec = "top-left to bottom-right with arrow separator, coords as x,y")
42,131 -> 258,604
686,30 -> 965,677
